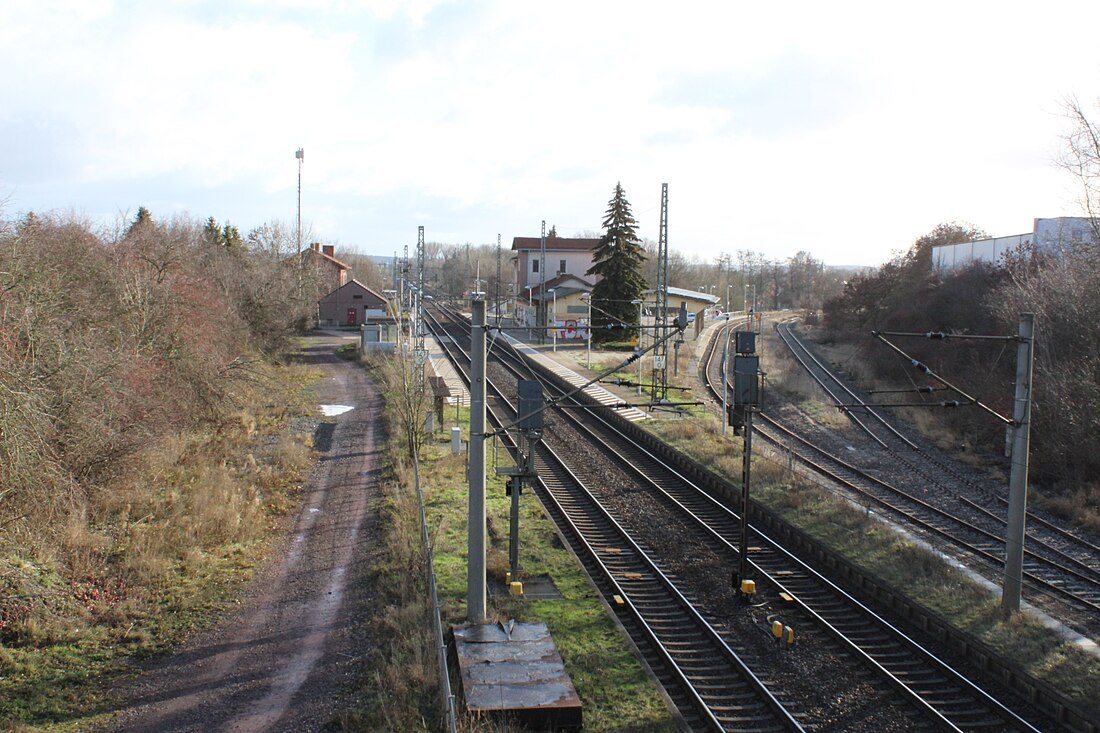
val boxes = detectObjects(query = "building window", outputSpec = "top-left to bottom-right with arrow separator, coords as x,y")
532,260 -> 539,273
559,259 -> 566,274
353,294 -> 363,300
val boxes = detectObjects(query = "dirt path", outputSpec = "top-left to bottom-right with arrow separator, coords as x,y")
108,334 -> 380,732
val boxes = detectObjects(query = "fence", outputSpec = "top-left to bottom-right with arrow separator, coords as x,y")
412,445 -> 458,733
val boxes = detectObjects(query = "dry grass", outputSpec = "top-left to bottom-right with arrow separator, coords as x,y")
347,354 -> 677,732
0,363 -> 318,729
1040,485 -> 1100,534
651,423 -> 1100,718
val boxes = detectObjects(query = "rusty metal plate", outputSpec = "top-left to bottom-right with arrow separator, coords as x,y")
453,621 -> 582,728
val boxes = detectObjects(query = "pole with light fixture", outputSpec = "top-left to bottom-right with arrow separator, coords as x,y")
295,147 -> 304,297
549,289 -> 557,352
584,293 -> 592,368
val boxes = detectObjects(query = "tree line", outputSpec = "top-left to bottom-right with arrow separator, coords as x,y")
821,216 -> 1100,512
0,208 -> 324,545
367,212 -> 850,321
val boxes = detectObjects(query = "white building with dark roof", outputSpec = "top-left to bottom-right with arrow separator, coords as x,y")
511,234 -> 601,292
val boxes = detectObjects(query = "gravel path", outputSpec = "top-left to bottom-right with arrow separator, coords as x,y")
107,334 -> 380,733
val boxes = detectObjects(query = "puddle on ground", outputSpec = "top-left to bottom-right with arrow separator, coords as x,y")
320,404 -> 354,416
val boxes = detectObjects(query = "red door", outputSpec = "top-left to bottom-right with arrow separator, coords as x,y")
346,308 -> 357,326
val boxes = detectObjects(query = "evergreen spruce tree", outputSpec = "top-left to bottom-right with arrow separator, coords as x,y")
586,183 -> 647,343
203,216 -> 221,246
126,206 -> 153,238
222,224 -> 243,252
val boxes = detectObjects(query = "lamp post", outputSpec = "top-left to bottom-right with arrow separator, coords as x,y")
722,326 -> 731,436
549,289 -> 557,351
632,298 -> 643,395
295,147 -> 304,296
726,284 -> 732,316
583,293 -> 592,368
751,284 -> 757,330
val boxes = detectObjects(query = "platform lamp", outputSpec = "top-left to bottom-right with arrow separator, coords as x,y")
582,293 -> 592,368
548,288 -> 557,352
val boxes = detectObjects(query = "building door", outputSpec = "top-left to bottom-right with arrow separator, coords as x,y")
346,308 -> 357,326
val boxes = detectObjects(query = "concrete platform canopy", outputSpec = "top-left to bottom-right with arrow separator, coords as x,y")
453,620 -> 581,729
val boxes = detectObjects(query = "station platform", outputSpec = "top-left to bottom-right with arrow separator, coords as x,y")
426,332 -> 469,406
495,332 -> 650,422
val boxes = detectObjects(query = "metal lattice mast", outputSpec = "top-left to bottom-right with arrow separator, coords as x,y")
403,243 -> 411,346
417,226 -> 426,346
496,233 -> 502,321
652,183 -> 670,402
539,220 -> 547,344
415,226 -> 427,393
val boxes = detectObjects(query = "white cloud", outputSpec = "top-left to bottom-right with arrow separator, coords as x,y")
3,0 -> 1100,265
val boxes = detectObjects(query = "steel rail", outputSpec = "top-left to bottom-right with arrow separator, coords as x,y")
425,305 -> 802,732
733,324 -> 1100,618
518,328 -> 1043,732
440,306 -> 1040,732
774,319 -> 1100,572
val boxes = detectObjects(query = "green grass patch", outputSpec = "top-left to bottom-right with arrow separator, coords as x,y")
420,429 -> 678,731
352,360 -> 677,731
590,340 -> 637,351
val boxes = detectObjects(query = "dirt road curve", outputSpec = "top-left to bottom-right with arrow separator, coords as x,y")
109,335 -> 380,732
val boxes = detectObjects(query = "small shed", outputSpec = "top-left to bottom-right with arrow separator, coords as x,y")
521,274 -> 593,334
653,286 -> 720,321
318,279 -> 389,327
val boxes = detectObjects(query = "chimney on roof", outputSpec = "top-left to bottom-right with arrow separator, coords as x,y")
322,244 -> 335,257
311,242 -> 320,252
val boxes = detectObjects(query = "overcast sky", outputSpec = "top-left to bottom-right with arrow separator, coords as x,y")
3,1 -> 1100,267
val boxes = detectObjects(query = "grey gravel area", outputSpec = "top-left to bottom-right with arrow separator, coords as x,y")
488,359 -> 928,732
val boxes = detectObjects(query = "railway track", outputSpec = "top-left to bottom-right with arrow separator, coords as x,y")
742,320 -> 1100,628
427,306 -> 802,732
426,302 -> 1058,732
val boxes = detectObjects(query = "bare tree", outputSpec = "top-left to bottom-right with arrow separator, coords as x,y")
1061,96 -> 1100,247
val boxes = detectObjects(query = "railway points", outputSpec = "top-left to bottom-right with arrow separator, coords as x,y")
420,300 -> 1092,732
